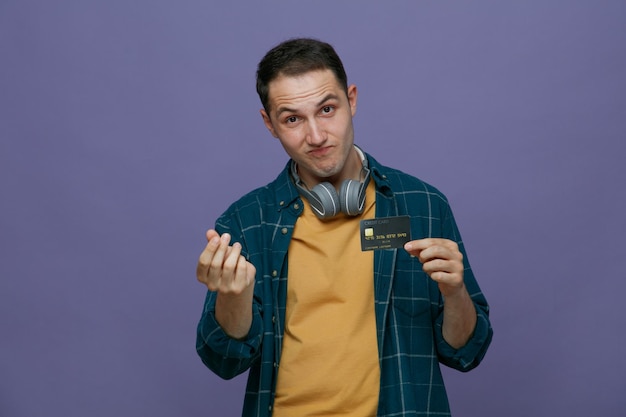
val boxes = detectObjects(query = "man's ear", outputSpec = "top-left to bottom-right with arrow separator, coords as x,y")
347,84 -> 358,117
260,109 -> 278,138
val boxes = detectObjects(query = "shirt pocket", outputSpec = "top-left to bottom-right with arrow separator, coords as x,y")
391,256 -> 433,319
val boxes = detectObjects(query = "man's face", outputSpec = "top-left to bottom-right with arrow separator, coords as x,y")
261,69 -> 359,188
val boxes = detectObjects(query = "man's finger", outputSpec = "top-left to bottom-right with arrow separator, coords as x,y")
206,229 -> 220,242
405,238 -> 457,252
209,233 -> 231,269
196,235 -> 221,281
222,242 -> 243,277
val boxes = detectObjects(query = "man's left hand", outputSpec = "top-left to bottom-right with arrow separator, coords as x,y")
404,238 -> 465,297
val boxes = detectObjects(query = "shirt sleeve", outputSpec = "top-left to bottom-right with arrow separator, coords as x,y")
434,203 -> 493,371
195,210 -> 265,380
434,301 -> 492,371
196,290 -> 264,379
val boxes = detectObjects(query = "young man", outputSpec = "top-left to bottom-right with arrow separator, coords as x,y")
196,38 -> 492,417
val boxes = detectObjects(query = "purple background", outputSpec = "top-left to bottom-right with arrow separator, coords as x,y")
1,1 -> 625,416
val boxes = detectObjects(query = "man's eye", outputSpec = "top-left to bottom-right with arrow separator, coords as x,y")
286,116 -> 298,123
321,106 -> 333,114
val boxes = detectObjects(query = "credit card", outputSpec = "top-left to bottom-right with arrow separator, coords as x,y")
360,215 -> 411,251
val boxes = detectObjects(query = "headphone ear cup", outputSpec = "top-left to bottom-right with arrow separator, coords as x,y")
339,179 -> 365,216
310,182 -> 341,219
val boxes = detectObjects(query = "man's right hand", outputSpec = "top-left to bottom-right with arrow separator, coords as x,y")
197,230 -> 256,294
196,230 -> 256,339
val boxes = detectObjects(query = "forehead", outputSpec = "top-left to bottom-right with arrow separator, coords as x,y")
266,69 -> 345,113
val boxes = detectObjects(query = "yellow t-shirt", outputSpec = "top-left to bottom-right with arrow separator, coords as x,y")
272,181 -> 379,416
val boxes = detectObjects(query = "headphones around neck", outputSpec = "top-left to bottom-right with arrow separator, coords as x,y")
291,146 -> 371,219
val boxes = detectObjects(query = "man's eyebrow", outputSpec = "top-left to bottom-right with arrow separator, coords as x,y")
274,93 -> 340,118
316,93 -> 340,108
317,93 -> 340,106
275,106 -> 297,118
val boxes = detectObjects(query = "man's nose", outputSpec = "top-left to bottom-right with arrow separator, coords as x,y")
305,119 -> 326,145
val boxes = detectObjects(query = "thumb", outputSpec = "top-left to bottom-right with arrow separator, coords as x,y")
206,229 -> 220,242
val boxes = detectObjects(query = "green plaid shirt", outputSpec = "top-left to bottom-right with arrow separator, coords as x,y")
197,152 -> 492,416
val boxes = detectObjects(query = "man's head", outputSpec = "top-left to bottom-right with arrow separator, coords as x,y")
256,38 -> 360,190
256,38 -> 349,114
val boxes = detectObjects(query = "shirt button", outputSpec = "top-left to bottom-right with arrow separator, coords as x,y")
294,203 -> 300,210
279,201 -> 284,206
272,316 -> 276,323
274,362 -> 278,368
272,270 -> 278,277
269,405 -> 272,412
281,227 -> 288,235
